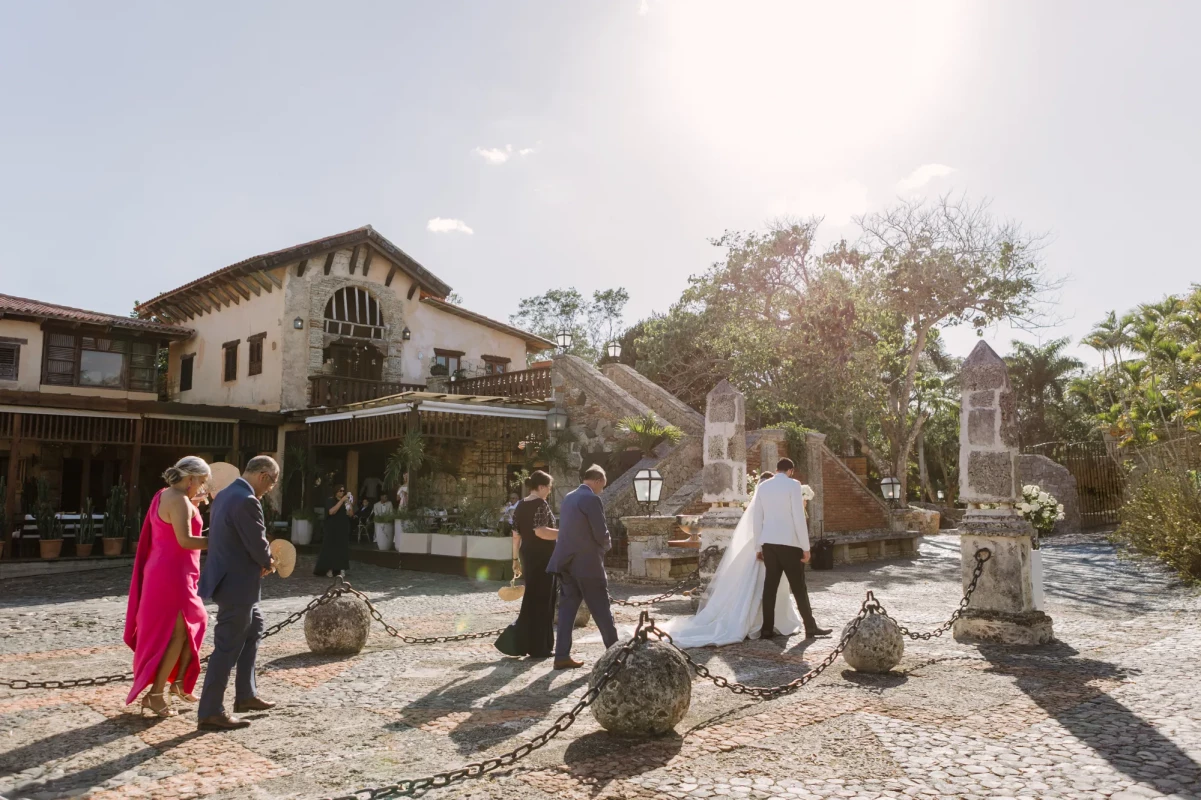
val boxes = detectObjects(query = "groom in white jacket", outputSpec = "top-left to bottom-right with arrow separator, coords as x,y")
754,458 -> 832,640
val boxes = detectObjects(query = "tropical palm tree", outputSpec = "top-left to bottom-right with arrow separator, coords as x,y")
1005,338 -> 1085,448
615,413 -> 685,456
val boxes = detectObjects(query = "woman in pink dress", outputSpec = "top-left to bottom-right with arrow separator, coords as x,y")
124,456 -> 210,717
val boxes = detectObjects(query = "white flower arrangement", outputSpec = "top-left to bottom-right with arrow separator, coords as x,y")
1020,484 -> 1065,535
801,484 -> 815,502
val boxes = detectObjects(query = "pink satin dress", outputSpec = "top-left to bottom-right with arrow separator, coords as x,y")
123,490 -> 207,705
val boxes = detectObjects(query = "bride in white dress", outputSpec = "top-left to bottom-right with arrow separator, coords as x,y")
661,479 -> 804,648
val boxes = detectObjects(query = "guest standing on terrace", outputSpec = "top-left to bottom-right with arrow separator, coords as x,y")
314,484 -> 353,578
124,456 -> 211,717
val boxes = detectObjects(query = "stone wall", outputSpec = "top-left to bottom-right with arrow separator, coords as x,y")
599,363 -> 704,435
1017,454 -> 1081,534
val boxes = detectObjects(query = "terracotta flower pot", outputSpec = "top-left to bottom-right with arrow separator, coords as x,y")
76,542 -> 94,558
102,537 -> 125,556
39,539 -> 64,560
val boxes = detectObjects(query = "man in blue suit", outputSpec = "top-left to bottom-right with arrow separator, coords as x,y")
197,456 -> 279,730
546,465 -> 618,670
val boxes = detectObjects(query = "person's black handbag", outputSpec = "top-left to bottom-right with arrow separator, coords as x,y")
810,522 -> 834,571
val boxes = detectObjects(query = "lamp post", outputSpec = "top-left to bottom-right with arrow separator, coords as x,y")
555,329 -> 573,352
546,407 -> 568,434
633,468 -> 664,516
606,340 -> 622,360
880,476 -> 901,508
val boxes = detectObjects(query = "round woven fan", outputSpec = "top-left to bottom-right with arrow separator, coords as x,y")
269,539 -> 296,578
498,577 -> 524,602
207,462 -> 240,497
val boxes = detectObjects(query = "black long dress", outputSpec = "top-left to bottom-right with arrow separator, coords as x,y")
314,496 -> 352,576
495,498 -> 557,658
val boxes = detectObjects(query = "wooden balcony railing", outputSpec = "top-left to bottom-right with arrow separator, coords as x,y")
308,375 -> 426,408
448,367 -> 552,401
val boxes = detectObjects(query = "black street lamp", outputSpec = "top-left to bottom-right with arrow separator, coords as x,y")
555,329 -> 574,351
880,476 -> 901,507
546,407 -> 568,433
606,340 -> 622,360
633,468 -> 664,516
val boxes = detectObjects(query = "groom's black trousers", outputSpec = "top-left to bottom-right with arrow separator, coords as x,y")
760,544 -> 818,636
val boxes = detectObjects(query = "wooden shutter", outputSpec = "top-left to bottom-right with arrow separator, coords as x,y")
43,332 -> 79,385
0,343 -> 17,381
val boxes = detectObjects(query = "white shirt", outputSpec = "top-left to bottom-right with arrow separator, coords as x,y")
752,473 -> 810,552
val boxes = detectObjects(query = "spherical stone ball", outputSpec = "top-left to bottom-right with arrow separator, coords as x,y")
841,612 -> 904,673
304,594 -> 371,655
574,604 -> 592,629
590,639 -> 691,737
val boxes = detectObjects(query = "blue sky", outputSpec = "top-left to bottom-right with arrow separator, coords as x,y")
2,1 -> 1198,365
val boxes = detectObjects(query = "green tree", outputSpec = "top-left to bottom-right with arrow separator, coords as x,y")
1004,338 -> 1086,448
510,287 -> 629,363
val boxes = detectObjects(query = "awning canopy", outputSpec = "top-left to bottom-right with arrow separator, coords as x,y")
304,391 -> 550,425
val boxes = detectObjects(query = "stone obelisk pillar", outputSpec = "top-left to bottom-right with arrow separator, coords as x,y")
692,380 -> 749,611
952,342 -> 1054,645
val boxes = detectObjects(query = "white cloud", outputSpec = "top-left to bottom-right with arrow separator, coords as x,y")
897,163 -> 956,192
427,218 -> 474,235
474,145 -> 512,165
474,143 -> 539,164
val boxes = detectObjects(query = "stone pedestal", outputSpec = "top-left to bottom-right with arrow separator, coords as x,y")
952,341 -> 1054,646
591,639 -> 691,737
692,505 -> 742,611
623,516 -> 675,578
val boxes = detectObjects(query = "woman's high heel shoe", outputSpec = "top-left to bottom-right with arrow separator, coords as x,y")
140,691 -> 177,718
169,682 -> 198,703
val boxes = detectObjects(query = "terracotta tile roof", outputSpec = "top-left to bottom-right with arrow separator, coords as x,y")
420,296 -> 555,351
136,225 -> 452,319
0,293 -> 193,338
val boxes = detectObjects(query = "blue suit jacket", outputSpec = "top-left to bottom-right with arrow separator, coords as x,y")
198,477 -> 272,606
546,484 -> 611,580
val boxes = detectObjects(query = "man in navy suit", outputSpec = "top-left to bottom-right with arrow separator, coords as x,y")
197,456 -> 279,730
546,465 -> 618,670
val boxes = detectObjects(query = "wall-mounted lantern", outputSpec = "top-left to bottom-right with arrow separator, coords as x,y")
401,327 -> 411,341
546,407 -> 568,433
293,317 -> 304,330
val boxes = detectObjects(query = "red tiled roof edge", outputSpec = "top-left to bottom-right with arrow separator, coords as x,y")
0,293 -> 193,337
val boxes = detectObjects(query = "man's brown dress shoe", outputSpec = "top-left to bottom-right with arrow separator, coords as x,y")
197,712 -> 250,731
233,697 -> 276,713
553,658 -> 584,670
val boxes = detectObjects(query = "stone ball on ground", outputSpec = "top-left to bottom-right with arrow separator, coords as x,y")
574,604 -> 591,628
590,639 -> 691,737
841,612 -> 904,673
304,594 -> 371,655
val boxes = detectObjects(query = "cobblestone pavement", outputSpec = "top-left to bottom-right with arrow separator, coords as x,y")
2,534 -> 1200,800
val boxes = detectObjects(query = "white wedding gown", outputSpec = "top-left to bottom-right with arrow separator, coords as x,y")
661,489 -> 803,648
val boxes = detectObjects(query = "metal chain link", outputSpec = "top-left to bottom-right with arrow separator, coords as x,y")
644,591 -> 878,699
0,582 -> 345,690
878,547 -> 991,640
608,545 -> 719,607
323,612 -> 654,800
337,581 -> 506,644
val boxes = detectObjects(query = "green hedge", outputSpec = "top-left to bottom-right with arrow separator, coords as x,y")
1114,469 -> 1201,582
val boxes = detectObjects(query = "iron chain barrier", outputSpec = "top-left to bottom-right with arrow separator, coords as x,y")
607,545 -> 719,608
322,612 -> 653,800
882,548 -> 991,640
339,581 -> 506,644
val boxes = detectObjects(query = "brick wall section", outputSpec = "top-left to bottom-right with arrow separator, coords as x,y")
822,447 -> 889,532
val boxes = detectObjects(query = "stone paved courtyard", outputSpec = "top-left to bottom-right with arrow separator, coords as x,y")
2,534 -> 1200,800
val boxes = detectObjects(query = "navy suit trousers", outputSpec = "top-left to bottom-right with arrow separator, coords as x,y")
198,602 -> 264,718
555,573 -> 617,660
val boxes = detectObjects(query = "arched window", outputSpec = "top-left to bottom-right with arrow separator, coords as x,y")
324,287 -> 384,340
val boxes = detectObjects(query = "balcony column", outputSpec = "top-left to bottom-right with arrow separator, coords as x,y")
127,417 -> 144,520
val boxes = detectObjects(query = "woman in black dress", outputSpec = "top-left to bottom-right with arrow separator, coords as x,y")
496,471 -> 558,658
314,485 -> 354,577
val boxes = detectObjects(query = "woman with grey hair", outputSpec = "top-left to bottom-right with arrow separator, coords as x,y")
124,456 -> 211,717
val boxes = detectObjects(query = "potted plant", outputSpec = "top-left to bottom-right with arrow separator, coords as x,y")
460,500 -> 512,561
34,478 -> 64,560
384,428 -> 427,509
615,412 -> 684,456
291,507 -> 316,545
393,508 -> 431,554
76,498 -> 98,557
102,483 -> 129,556
373,511 -> 396,551
1016,484 -> 1064,612
429,506 -> 465,557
